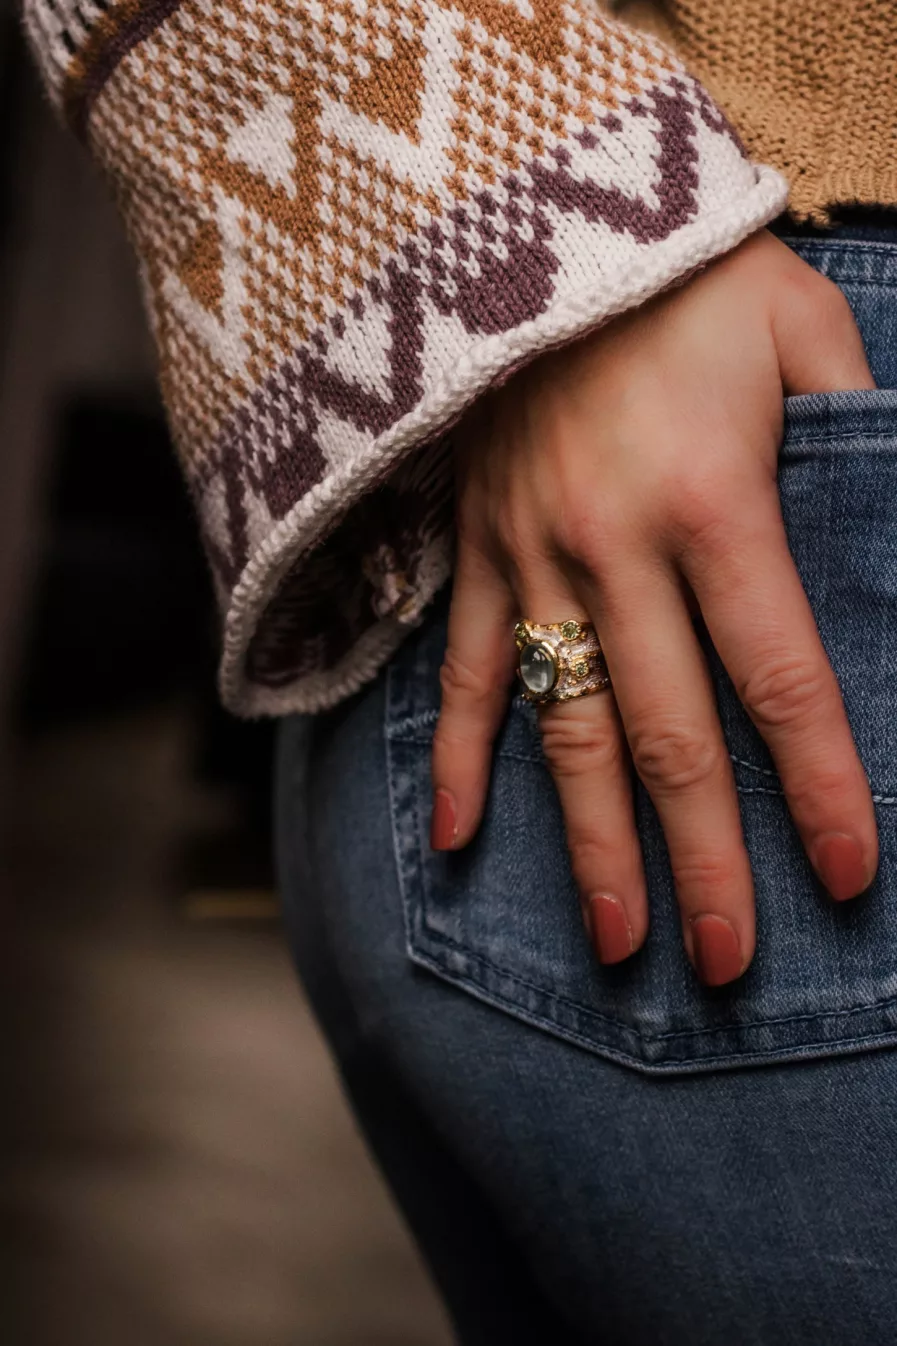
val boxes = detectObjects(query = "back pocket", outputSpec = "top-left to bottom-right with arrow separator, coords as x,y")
387,390 -> 897,1074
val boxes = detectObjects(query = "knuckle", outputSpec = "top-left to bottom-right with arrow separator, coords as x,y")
812,272 -> 854,324
672,852 -> 743,901
786,266 -> 856,334
628,718 -> 721,793
783,261 -> 827,309
555,507 -> 601,565
540,707 -> 623,779
494,499 -> 539,563
556,502 -> 624,573
438,649 -> 496,713
566,833 -> 615,885
785,763 -> 865,819
673,478 -> 737,556
739,655 -> 831,730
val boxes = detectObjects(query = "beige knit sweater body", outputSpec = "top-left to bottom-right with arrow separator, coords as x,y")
625,0 -> 897,222
20,1 -> 891,713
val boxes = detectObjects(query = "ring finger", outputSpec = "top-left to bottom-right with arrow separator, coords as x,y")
515,570 -> 649,964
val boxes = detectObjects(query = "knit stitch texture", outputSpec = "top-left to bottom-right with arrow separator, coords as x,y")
622,0 -> 897,225
23,0 -> 786,713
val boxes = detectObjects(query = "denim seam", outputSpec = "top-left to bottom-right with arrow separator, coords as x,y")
784,433 -> 897,446
409,946 -> 897,1072
780,241 -> 897,258
394,736 -> 544,766
732,782 -> 897,806
390,735 -> 897,800
387,707 -> 439,736
385,664 -> 426,968
805,280 -> 897,290
388,702 -> 535,740
785,240 -> 897,250
730,754 -> 778,777
415,915 -> 897,1044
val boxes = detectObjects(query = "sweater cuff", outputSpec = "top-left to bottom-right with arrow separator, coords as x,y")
221,156 -> 785,714
22,0 -> 788,715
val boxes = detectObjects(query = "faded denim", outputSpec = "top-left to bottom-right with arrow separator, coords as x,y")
276,227 -> 897,1345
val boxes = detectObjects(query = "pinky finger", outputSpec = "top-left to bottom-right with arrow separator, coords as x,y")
431,543 -> 517,851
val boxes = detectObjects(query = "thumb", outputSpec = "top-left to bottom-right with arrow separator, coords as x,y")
772,265 -> 876,395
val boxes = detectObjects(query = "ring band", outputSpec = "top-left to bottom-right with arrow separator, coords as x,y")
514,618 -> 611,704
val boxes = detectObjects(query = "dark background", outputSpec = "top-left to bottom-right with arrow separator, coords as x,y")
0,8 -> 451,1342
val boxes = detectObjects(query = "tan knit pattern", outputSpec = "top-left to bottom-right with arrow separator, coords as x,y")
630,0 -> 897,222
86,0 -> 685,454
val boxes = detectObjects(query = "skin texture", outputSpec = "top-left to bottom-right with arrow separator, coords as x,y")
430,229 -> 879,986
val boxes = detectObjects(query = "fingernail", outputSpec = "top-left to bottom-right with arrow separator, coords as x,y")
589,894 -> 633,965
690,914 -> 744,986
810,831 -> 871,902
430,788 -> 458,851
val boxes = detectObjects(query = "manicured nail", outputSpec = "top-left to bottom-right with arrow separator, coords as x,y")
588,894 -> 633,965
810,831 -> 871,902
690,914 -> 744,986
430,788 -> 458,851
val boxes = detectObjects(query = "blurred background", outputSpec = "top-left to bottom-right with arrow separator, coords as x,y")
0,7 -> 452,1342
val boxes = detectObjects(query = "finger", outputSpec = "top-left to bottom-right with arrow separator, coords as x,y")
774,269 -> 875,394
681,489 -> 878,903
580,557 -> 755,986
517,572 -> 648,965
431,541 -> 517,852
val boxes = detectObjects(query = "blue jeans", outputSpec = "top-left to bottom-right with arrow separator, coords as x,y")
276,226 -> 897,1345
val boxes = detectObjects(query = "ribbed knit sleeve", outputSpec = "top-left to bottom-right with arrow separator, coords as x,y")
22,0 -> 786,714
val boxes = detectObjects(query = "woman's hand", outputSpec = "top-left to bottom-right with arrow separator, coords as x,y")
430,229 -> 878,986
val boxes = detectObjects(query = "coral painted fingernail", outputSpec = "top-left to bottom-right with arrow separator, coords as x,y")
810,831 -> 871,902
430,788 -> 458,851
589,894 -> 633,965
690,914 -> 744,986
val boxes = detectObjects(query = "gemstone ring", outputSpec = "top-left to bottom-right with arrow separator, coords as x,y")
514,618 -> 612,704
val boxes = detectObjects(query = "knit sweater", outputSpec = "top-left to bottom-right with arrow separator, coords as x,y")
619,0 -> 897,224
23,0 -> 787,713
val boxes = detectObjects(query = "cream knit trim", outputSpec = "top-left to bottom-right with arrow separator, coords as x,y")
220,164 -> 788,716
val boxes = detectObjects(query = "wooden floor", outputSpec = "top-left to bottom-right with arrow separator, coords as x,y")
5,708 -> 453,1346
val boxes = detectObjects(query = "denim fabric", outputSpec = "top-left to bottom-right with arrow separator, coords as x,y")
276,227 -> 897,1344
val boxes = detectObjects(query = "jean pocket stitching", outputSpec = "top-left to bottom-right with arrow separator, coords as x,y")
785,430 -> 897,446
387,707 -> 439,737
730,753 -> 778,777
389,698 -> 897,1073
415,915 -> 897,1045
405,951 -> 897,1072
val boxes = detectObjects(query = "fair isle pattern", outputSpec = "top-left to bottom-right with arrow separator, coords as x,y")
23,0 -> 787,714
21,0 -> 107,101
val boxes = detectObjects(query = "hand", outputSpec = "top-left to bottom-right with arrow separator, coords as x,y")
430,229 -> 878,986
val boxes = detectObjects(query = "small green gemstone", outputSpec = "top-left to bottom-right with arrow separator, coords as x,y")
572,658 -> 590,680
514,620 -> 530,646
561,620 -> 581,641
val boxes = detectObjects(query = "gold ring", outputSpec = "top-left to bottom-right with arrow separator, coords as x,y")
514,618 -> 612,704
